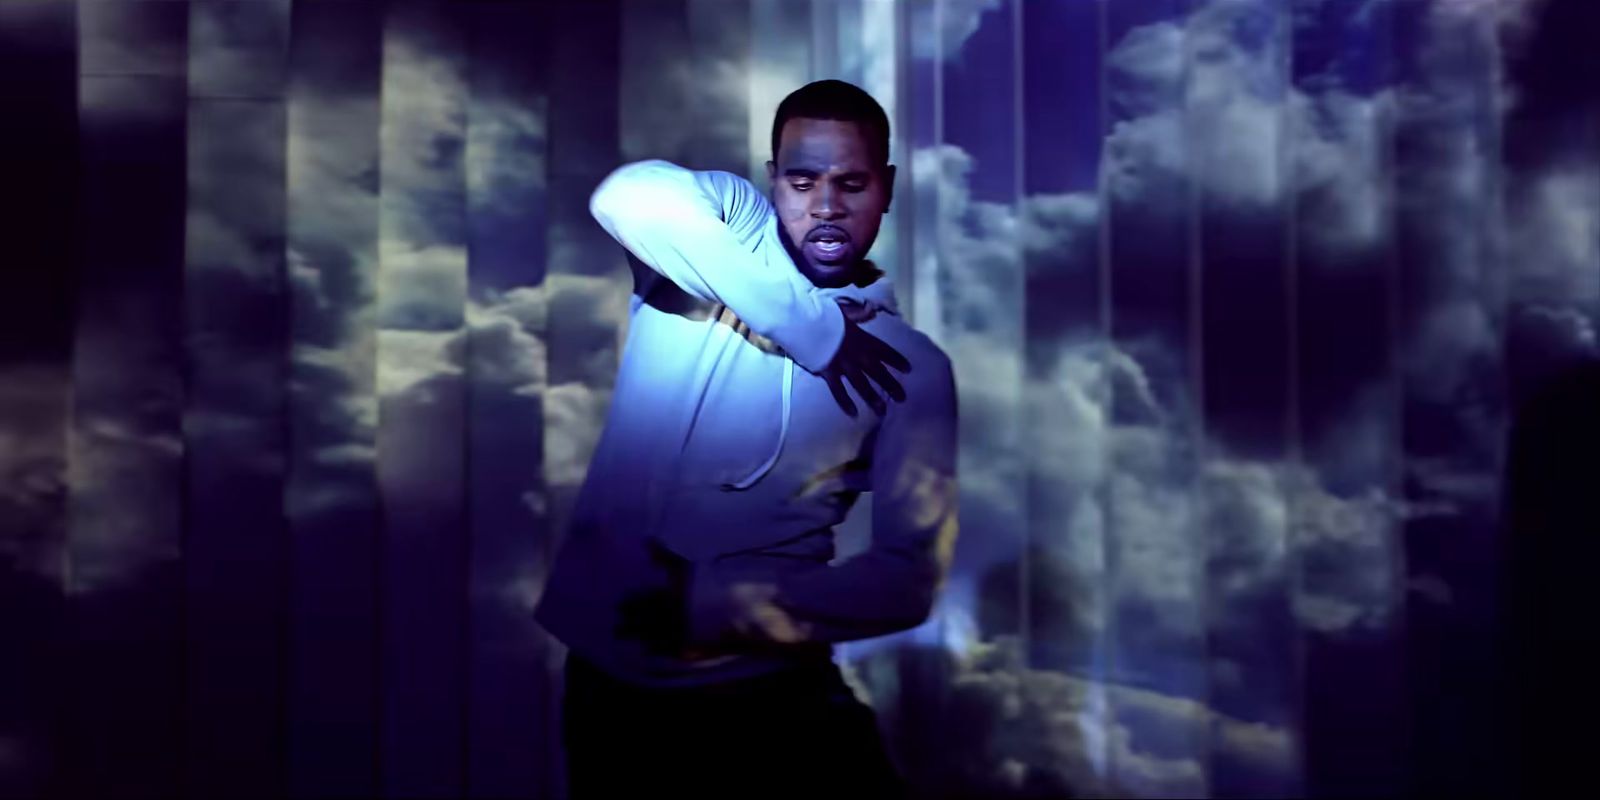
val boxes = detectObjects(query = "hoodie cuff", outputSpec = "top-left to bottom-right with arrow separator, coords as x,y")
770,297 -> 845,375
684,561 -> 738,647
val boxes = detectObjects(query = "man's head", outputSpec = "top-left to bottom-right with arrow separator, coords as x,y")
766,80 -> 896,289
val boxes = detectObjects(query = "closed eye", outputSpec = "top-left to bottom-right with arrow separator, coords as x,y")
790,180 -> 867,193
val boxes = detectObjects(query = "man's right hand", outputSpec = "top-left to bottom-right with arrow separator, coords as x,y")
824,299 -> 911,417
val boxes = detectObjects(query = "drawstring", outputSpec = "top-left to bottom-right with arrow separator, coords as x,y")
712,266 -> 897,492
722,357 -> 793,491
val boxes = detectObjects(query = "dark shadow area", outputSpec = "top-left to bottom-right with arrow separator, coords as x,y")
1502,0 -> 1600,170
56,563 -> 186,800
0,567 -> 66,798
1495,0 -> 1600,790
1497,357 -> 1600,797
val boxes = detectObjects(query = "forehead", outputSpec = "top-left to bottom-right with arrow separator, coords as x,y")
776,118 -> 875,169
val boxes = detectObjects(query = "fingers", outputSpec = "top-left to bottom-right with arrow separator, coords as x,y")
750,602 -> 813,644
845,368 -> 886,417
863,359 -> 905,403
730,583 -> 814,644
872,337 -> 912,374
826,371 -> 858,417
847,318 -> 910,375
830,316 -> 910,416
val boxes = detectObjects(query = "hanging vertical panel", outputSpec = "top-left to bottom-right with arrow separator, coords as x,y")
1021,0 -> 1110,793
66,3 -> 191,796
908,0 -> 943,338
543,2 -> 624,581
1188,0 -> 1299,797
748,0 -> 813,182
283,1 -> 385,794
462,2 -> 556,797
937,0 -> 1027,655
853,0 -> 906,299
373,1 -> 472,795
1391,0 -> 1509,794
618,0 -> 691,165
181,2 -> 292,796
1290,0 -> 1408,795
849,2 -> 950,796
833,0 -> 864,86
66,3 -> 190,798
0,2 -> 78,796
930,1 -> 1033,793
540,15 -> 626,790
688,0 -> 752,176
1499,2 -> 1600,790
810,0 -> 838,81
1101,0 -> 1211,794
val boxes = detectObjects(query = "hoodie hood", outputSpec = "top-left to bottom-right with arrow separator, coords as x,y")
812,260 -> 901,317
721,261 -> 899,492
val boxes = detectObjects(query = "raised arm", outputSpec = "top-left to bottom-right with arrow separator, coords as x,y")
589,158 -> 845,374
685,349 -> 960,648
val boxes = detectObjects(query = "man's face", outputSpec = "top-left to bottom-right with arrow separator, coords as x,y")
766,118 -> 895,288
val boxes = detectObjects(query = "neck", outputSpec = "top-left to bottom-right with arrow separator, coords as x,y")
802,260 -> 882,290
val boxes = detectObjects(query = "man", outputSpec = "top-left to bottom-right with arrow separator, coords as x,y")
534,79 -> 959,799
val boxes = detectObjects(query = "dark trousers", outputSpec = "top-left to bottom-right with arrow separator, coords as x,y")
561,652 -> 907,799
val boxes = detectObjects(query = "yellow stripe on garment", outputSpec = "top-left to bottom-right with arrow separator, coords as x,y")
713,304 -> 785,356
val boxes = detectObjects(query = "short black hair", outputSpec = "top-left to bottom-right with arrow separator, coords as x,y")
770,79 -> 891,166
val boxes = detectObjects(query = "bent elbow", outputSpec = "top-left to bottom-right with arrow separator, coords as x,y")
587,183 -> 611,226
588,159 -> 668,228
882,565 -> 940,634
588,167 -> 627,227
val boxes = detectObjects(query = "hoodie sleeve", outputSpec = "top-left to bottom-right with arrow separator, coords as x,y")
685,347 -> 960,648
589,158 -> 846,375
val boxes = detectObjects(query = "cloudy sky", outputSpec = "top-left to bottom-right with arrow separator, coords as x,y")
2,0 -> 1594,798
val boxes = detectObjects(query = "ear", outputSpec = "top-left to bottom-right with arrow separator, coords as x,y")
882,163 -> 897,213
765,160 -> 776,184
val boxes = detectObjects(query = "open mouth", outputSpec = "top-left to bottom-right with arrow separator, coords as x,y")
806,227 -> 850,262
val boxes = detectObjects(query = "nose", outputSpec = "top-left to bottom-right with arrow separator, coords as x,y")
810,184 -> 845,221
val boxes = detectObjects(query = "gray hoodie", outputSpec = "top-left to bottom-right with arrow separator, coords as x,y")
533,159 -> 959,688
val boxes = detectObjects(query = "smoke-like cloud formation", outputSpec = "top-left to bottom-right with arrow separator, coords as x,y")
845,0 -> 1583,792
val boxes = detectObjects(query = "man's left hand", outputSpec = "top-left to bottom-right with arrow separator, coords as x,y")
824,299 -> 909,418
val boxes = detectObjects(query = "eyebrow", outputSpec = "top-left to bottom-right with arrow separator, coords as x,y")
783,167 -> 872,180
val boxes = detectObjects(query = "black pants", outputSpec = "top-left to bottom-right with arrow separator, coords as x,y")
561,652 -> 907,799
